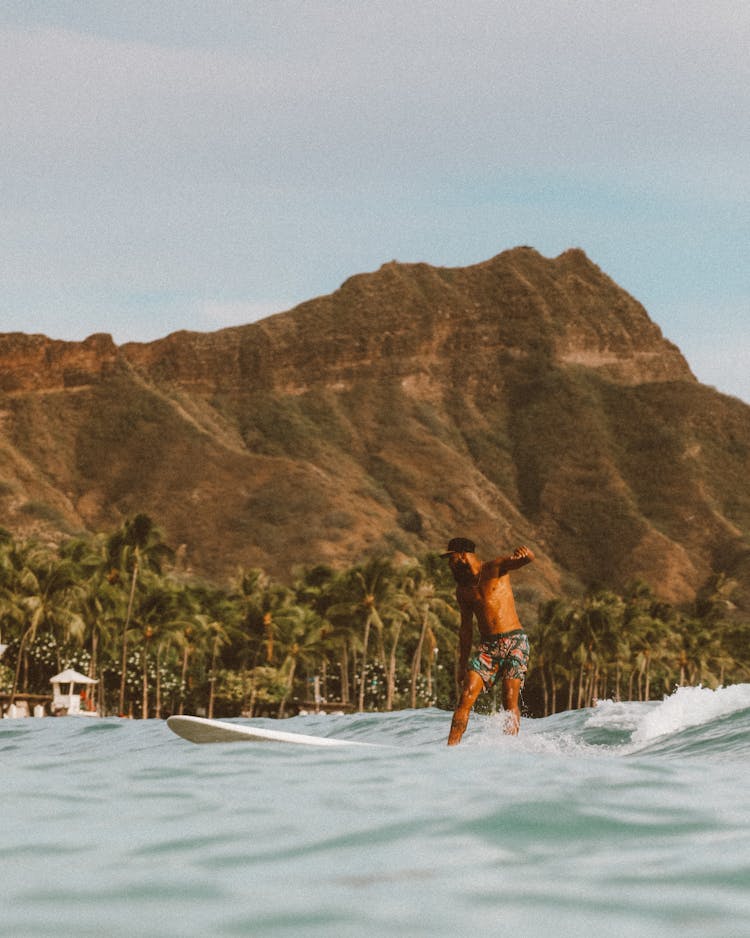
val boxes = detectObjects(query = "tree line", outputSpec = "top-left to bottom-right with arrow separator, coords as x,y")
0,515 -> 747,719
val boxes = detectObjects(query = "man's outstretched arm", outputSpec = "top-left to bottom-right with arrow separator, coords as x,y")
492,545 -> 535,576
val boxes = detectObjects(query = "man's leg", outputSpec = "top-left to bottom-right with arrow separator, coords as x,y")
501,677 -> 522,734
447,671 -> 484,745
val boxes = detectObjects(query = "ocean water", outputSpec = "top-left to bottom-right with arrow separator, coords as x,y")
2,685 -> 749,938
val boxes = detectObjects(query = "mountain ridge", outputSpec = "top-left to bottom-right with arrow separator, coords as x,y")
1,247 -> 748,612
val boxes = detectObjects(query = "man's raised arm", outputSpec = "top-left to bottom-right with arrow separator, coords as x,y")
492,545 -> 535,576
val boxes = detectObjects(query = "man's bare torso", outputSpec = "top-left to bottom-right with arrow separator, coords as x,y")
456,565 -> 523,637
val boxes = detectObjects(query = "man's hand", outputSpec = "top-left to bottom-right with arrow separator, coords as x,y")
494,545 -> 535,575
511,546 -> 534,563
502,546 -> 534,570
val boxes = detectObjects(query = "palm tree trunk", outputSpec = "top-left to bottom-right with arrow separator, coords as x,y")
155,643 -> 162,719
89,629 -> 99,711
385,622 -> 402,711
541,664 -> 549,717
207,635 -> 219,719
376,629 -> 386,669
179,645 -> 190,715
357,614 -> 372,712
409,611 -> 429,709
99,664 -> 106,716
119,557 -> 139,715
551,673 -> 558,715
9,626 -> 32,708
577,661 -> 585,709
278,659 -> 297,718
340,641 -> 349,705
593,663 -> 600,705
141,640 -> 149,719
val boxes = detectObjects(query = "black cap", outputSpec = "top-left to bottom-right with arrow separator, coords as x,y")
441,537 -> 476,556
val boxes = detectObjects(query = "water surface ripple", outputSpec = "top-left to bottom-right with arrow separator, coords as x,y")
2,685 -> 749,937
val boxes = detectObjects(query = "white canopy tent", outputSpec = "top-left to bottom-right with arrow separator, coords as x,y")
50,669 -> 99,716
49,668 -> 98,685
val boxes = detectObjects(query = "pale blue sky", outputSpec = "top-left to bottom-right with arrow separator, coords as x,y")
1,1 -> 748,402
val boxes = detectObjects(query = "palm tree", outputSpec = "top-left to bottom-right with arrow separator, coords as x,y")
580,590 -> 623,705
6,543 -> 86,708
399,561 -> 456,709
106,514 -> 173,715
233,569 -> 296,666
228,569 -> 304,716
0,538 -> 30,706
189,584 -> 239,718
326,556 -> 397,712
292,564 -> 342,705
534,598 -> 573,715
58,534 -> 117,711
303,568 -> 358,707
167,585 -> 204,716
273,604 -> 328,717
623,594 -> 669,701
673,613 -> 729,689
131,581 -> 187,719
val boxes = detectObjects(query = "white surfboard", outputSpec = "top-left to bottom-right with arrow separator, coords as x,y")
166,714 -> 377,747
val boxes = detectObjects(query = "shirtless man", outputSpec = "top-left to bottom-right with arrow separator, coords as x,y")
442,537 -> 535,745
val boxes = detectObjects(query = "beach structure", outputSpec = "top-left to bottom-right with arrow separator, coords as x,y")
0,642 -> 49,720
50,669 -> 99,717
1,693 -> 50,719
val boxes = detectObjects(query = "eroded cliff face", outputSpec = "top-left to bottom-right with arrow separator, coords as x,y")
0,248 -> 746,608
120,248 -> 694,397
0,332 -> 119,393
0,249 -> 694,402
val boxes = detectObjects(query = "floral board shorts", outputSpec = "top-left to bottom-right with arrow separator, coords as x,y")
468,629 -> 530,691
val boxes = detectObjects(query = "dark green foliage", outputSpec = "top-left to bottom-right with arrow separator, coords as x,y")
1,521 -> 747,722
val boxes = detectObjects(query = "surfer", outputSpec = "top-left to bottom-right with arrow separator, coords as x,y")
442,537 -> 534,745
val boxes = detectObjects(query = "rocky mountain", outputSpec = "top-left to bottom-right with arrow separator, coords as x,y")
1,247 -> 749,609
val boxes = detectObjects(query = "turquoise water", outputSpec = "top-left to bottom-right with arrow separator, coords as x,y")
2,684 -> 749,937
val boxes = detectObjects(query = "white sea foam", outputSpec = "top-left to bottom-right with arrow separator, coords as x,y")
584,683 -> 750,750
583,698 -> 645,733
629,683 -> 750,745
